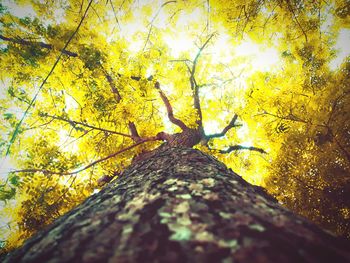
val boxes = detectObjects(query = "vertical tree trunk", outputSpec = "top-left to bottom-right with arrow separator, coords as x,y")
3,147 -> 350,262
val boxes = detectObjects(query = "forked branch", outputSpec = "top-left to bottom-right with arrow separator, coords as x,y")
206,114 -> 240,139
204,114 -> 266,154
155,81 -> 188,130
190,33 -> 215,130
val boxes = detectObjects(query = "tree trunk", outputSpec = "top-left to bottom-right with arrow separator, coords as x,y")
3,147 -> 350,262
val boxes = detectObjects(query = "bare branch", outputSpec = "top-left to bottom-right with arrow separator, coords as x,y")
128,122 -> 142,142
155,81 -> 188,130
193,33 -> 215,70
148,0 -> 177,26
285,0 -> 308,42
100,66 -> 122,102
190,33 -> 215,130
206,0 -> 211,33
219,145 -> 267,154
40,113 -> 134,139
11,138 -> 158,176
189,33 -> 215,89
143,25 -> 153,51
0,34 -> 78,57
169,59 -> 193,63
109,0 -> 121,30
206,114 -> 240,139
143,1 -> 177,50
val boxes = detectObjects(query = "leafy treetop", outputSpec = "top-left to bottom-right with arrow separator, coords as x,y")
0,0 -> 349,251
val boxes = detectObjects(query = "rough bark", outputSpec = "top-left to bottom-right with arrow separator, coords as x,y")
3,147 -> 350,263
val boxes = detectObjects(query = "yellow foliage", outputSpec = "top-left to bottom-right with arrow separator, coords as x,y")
0,0 -> 349,251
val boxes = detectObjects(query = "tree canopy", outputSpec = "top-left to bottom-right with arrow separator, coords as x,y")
0,0 -> 349,251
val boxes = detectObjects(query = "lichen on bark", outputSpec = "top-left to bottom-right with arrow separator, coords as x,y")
2,147 -> 350,263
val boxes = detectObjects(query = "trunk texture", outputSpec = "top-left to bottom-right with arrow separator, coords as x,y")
3,147 -> 350,262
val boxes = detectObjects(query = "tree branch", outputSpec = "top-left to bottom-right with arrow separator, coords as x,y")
143,25 -> 153,51
193,34 -> 215,70
100,66 -> 122,102
155,81 -> 188,130
143,1 -> 176,50
1,34 -> 154,83
11,138 -> 158,176
148,0 -> 177,26
169,59 -> 193,63
285,0 -> 308,42
40,113 -> 134,139
101,66 -> 144,143
333,136 -> 350,164
0,34 -> 78,57
4,0 -> 94,157
128,122 -> 142,142
190,33 -> 215,129
219,145 -> 267,154
257,110 -> 309,124
206,114 -> 240,139
109,0 -> 121,31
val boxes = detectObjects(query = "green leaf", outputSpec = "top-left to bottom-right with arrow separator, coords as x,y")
19,17 -> 31,26
3,113 -> 14,120
0,3 -> 6,14
9,175 -> 20,186
0,187 -> 16,201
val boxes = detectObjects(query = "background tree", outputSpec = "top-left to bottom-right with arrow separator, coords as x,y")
0,0 -> 349,252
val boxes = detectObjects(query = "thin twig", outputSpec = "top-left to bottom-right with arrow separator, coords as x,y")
40,113 -> 134,139
219,145 -> 267,154
285,0 -> 308,42
0,34 -> 78,57
143,25 -> 153,51
257,110 -> 309,124
143,1 -> 177,50
147,0 -> 177,26
109,0 -> 121,30
11,138 -> 158,176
